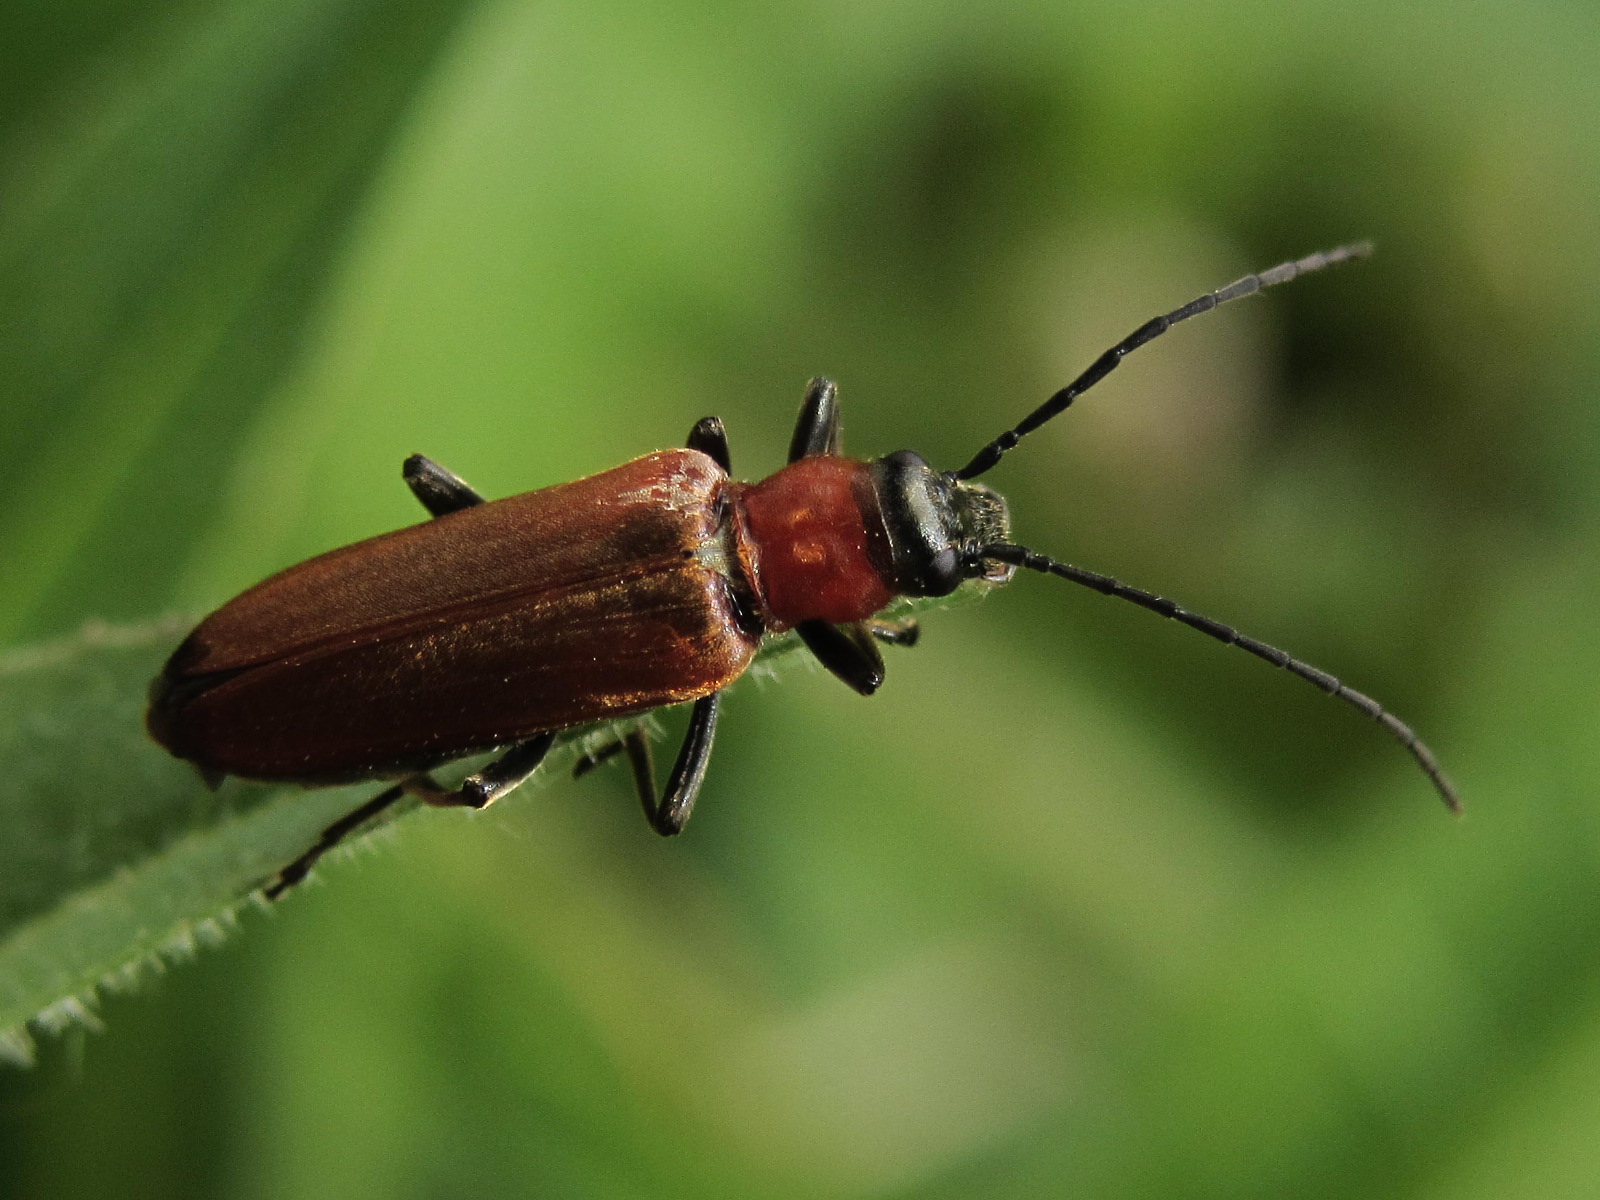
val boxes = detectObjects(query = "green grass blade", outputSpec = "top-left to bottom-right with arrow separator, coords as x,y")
0,0 -> 485,645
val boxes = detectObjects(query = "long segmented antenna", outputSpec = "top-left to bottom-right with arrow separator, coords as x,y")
981,543 -> 1461,813
956,242 -> 1373,480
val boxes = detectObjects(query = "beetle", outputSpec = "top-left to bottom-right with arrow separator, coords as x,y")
147,242 -> 1458,899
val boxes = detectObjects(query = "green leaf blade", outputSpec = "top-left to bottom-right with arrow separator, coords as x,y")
0,621 -> 378,1062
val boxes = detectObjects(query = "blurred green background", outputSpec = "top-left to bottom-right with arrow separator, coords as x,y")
3,0 -> 1599,1196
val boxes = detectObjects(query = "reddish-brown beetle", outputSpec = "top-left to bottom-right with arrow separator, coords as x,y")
148,243 -> 1458,899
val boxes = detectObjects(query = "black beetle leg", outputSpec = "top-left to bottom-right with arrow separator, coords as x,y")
686,417 -> 732,473
264,783 -> 408,900
573,728 -> 661,827
788,377 -> 841,462
404,732 -> 559,810
571,733 -> 633,779
571,727 -> 659,822
402,453 -> 485,517
571,694 -> 722,836
866,617 -> 920,647
797,620 -> 885,695
264,732 -> 559,900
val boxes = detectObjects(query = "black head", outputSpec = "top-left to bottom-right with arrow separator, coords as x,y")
869,450 -> 1014,597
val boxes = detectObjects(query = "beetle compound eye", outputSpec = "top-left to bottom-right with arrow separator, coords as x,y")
925,548 -> 961,592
